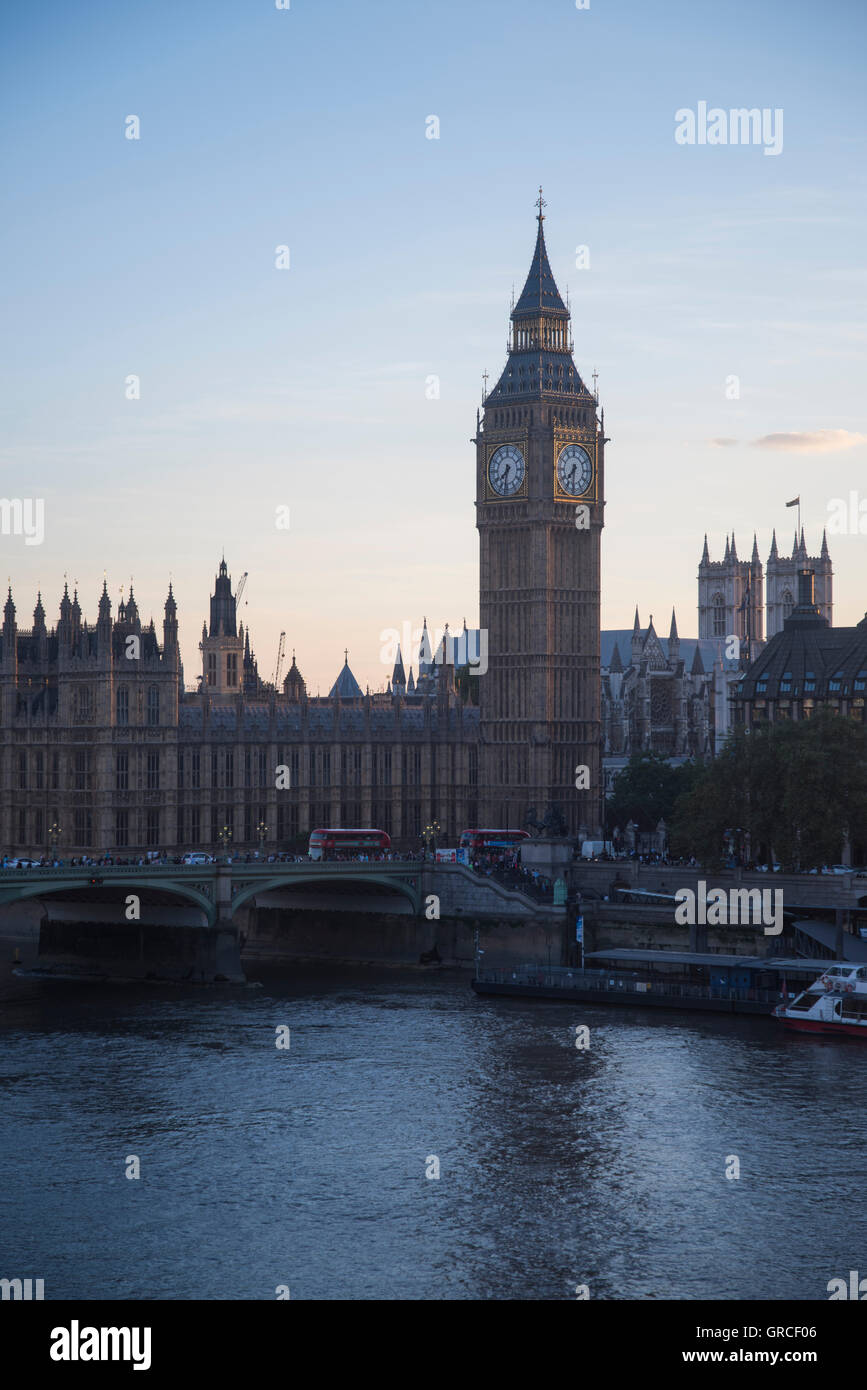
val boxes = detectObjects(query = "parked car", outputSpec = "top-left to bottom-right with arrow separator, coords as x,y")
181,852 -> 215,866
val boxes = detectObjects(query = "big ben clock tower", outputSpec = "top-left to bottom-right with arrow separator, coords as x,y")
476,192 -> 604,839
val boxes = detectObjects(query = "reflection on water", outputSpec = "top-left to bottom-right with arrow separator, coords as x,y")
1,958 -> 865,1300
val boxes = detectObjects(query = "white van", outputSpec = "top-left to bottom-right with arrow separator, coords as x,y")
182,852 -> 214,866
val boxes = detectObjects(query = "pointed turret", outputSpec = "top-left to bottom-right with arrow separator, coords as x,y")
668,608 -> 680,662
161,581 -> 177,652
125,582 -> 140,629
690,643 -> 705,676
418,617 -> 433,675
511,198 -> 568,317
328,652 -> 363,700
701,534 -> 710,564
3,585 -> 16,642
730,533 -> 738,562
751,533 -> 760,566
821,528 -> 830,559
724,536 -> 731,562
33,591 -> 46,635
56,582 -> 72,652
769,528 -> 778,561
485,191 -> 593,405
283,651 -> 306,703
407,667 -> 416,693
98,578 -> 111,623
209,557 -> 237,637
391,644 -> 406,691
609,641 -> 623,674
631,606 -> 642,662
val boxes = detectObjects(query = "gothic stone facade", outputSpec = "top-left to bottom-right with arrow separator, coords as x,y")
601,611 -> 714,794
0,571 -> 480,858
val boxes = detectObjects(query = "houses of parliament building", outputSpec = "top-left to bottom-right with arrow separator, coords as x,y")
1,200 -> 606,858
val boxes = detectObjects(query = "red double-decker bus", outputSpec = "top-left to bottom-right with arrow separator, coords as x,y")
308,828 -> 391,860
459,829 -> 530,855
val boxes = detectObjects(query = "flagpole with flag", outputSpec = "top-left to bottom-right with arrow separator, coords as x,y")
786,495 -> 801,543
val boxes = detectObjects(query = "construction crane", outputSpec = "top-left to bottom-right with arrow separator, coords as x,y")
273,631 -> 286,688
235,571 -> 248,608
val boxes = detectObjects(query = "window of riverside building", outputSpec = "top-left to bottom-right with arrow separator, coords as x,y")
51,752 -> 59,790
190,807 -> 200,843
147,686 -> 159,726
147,751 -> 159,790
712,595 -> 725,637
290,748 -> 299,786
34,809 -> 44,845
178,752 -> 184,789
74,751 -> 89,791
146,810 -> 159,847
855,670 -> 867,692
779,671 -> 792,693
74,809 -> 92,843
115,810 -> 129,848
469,746 -> 478,786
18,752 -> 26,790
116,752 -> 129,791
17,809 -> 26,843
227,652 -> 238,687
258,749 -> 267,786
245,750 -> 251,788
207,652 -> 216,686
191,751 -> 200,789
116,686 -> 129,725
74,686 -> 93,723
225,751 -> 233,788
211,751 -> 218,787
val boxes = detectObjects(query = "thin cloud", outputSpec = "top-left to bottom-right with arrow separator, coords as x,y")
709,437 -> 739,447
754,429 -> 866,452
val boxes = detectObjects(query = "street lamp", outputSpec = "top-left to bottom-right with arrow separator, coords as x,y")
218,824 -> 233,859
48,821 -> 61,862
256,821 -> 268,856
423,820 -> 441,858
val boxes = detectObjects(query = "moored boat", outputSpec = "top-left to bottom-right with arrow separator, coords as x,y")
775,963 -> 867,1037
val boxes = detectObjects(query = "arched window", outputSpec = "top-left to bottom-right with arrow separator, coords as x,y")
147,685 -> 160,727
711,594 -> 726,637
116,686 -> 129,726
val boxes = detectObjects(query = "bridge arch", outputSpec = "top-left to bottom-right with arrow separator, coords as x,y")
0,876 -> 217,926
230,871 -> 421,917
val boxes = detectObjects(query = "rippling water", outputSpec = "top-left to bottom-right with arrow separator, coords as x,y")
1,955 -> 865,1300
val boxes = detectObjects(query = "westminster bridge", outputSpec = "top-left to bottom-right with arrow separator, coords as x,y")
0,861 -> 566,982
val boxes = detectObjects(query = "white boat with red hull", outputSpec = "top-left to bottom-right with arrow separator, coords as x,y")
775,963 -> 867,1037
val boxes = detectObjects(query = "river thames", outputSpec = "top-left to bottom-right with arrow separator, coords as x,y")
1,958 -> 865,1301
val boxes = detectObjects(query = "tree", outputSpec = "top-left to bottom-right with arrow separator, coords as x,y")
668,713 -> 867,871
606,751 -> 705,834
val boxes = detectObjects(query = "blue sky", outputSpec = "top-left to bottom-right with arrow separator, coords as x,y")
2,0 -> 865,691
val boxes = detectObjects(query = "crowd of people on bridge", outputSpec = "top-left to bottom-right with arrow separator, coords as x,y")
468,850 -> 555,903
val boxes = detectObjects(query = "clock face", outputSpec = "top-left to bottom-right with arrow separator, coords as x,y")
557,443 -> 593,496
488,444 -> 526,497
